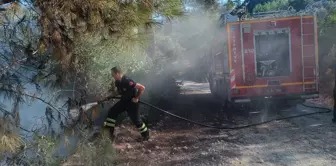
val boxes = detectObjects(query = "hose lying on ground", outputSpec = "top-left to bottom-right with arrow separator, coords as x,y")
18,97 -> 332,133
84,97 -> 332,130
140,100 -> 332,129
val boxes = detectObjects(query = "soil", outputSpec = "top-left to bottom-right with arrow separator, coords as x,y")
64,81 -> 336,166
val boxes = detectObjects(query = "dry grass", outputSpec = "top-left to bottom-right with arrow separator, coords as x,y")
0,118 -> 24,155
0,133 -> 24,153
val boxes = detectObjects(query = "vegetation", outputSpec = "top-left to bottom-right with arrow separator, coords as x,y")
253,0 -> 289,12
64,129 -> 117,166
0,0 -> 221,164
224,0 -> 236,10
0,0 -> 184,164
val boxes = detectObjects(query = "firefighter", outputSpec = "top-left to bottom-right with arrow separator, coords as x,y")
89,66 -> 149,142
326,61 -> 336,123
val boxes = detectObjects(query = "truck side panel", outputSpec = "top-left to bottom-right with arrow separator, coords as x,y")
227,16 -> 318,100
227,24 -> 243,88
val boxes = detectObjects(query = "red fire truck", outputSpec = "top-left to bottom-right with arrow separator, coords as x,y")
208,11 -> 319,104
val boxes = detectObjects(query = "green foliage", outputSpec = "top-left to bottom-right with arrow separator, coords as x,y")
32,134 -> 59,165
288,0 -> 314,11
73,33 -> 153,95
3,132 -> 63,166
243,0 -> 274,13
64,129 -> 117,166
155,0 -> 185,19
35,0 -> 184,75
225,0 -> 236,10
253,0 -> 289,13
233,0 -> 242,6
324,8 -> 336,26
29,0 -> 186,99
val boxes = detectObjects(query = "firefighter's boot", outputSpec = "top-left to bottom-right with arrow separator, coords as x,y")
104,118 -> 117,142
141,130 -> 150,141
137,123 -> 150,142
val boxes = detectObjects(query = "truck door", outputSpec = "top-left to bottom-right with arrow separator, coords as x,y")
240,23 -> 264,85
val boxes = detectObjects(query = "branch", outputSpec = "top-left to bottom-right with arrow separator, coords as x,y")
0,0 -> 16,6
19,126 -> 33,132
0,107 -> 13,116
1,87 -> 91,134
1,87 -> 68,119
47,89 -> 82,103
0,108 -> 35,132
0,58 -> 27,74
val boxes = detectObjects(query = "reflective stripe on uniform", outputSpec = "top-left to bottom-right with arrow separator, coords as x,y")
138,123 -> 147,133
106,118 -> 116,123
140,127 -> 148,133
138,123 -> 146,130
104,122 -> 115,127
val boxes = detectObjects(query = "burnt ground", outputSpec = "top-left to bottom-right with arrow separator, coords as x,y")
64,81 -> 336,166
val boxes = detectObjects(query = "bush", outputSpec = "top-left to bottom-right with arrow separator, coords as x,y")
63,129 -> 116,166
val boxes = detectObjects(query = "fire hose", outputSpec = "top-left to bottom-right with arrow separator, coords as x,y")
17,97 -> 332,134
95,96 -> 333,130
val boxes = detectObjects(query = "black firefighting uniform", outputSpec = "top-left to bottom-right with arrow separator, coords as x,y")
328,62 -> 336,122
104,75 -> 149,138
